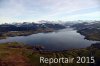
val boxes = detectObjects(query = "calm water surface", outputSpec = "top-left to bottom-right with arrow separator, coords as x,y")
0,28 -> 97,50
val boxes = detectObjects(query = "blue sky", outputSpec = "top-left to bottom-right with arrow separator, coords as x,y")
0,0 -> 100,23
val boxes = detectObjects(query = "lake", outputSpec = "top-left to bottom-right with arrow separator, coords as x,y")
0,28 -> 97,51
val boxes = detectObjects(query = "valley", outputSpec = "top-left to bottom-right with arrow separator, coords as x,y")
0,21 -> 100,66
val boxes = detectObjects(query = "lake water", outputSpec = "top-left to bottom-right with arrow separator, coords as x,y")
0,28 -> 97,51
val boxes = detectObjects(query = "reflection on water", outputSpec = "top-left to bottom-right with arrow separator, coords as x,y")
0,28 -> 97,50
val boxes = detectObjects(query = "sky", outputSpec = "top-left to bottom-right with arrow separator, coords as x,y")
0,0 -> 100,23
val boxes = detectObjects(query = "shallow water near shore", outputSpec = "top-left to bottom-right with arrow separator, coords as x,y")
0,28 -> 97,51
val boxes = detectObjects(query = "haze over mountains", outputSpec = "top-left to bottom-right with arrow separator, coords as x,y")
0,21 -> 66,32
0,20 -> 100,32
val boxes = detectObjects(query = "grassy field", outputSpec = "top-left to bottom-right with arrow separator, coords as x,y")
0,42 -> 99,66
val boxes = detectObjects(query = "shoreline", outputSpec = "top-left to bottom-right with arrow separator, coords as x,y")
0,28 -> 54,39
0,42 -> 99,52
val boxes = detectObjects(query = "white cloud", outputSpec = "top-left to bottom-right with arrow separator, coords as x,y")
62,11 -> 100,21
0,0 -> 100,23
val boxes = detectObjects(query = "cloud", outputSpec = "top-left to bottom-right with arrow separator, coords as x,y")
60,11 -> 100,21
0,0 -> 100,23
